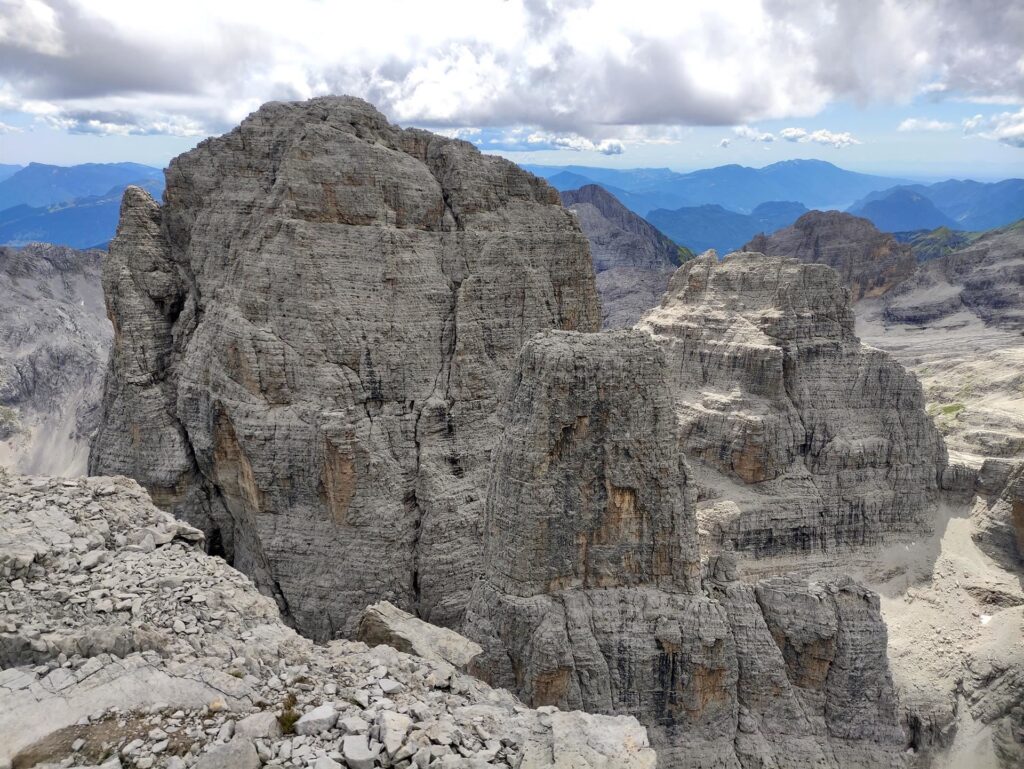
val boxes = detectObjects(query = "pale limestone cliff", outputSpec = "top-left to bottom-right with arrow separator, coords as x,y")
636,253 -> 947,571
0,473 -> 657,769
0,243 -> 110,475
561,185 -> 685,328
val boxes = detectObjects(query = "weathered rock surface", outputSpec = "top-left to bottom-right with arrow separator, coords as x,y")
0,243 -> 110,475
464,330 -> 906,769
89,96 -> 600,640
636,253 -> 946,570
356,601 -> 482,676
972,461 -> 1024,572
560,185 -> 687,328
745,210 -> 916,301
0,472 -> 657,769
883,220 -> 1024,330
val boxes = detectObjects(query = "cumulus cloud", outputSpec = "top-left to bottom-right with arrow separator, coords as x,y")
898,118 -> 955,132
733,125 -> 775,142
719,138 -> 731,148
963,108 -> 1024,148
0,120 -> 22,133
0,0 -> 1022,147
779,127 -> 861,148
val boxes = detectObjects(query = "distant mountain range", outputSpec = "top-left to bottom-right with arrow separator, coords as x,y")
647,200 -> 808,254
0,162 -> 164,248
848,178 -> 1024,232
0,164 -> 22,183
525,159 -> 910,215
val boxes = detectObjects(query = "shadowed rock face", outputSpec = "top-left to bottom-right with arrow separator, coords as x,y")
464,330 -> 906,769
89,96 -> 600,640
745,210 -> 916,301
561,185 -> 685,328
0,243 -> 110,475
637,253 -> 947,570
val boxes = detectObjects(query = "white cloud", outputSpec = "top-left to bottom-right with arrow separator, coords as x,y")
0,0 -> 1022,144
0,120 -> 22,133
719,138 -> 731,148
779,127 -> 861,148
733,125 -> 774,142
963,108 -> 1024,148
897,118 -> 955,132
526,131 -> 625,155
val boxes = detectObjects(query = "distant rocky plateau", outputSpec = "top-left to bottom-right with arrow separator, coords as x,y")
0,97 -> 1022,769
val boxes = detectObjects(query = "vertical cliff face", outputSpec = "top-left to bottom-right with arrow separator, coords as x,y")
464,330 -> 906,769
0,243 -> 110,475
637,253 -> 947,569
560,185 -> 686,328
745,210 -> 916,301
90,96 -> 600,640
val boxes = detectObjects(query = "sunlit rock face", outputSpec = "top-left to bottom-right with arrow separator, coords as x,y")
636,253 -> 947,571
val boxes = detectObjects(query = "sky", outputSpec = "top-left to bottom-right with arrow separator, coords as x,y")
1,0 -> 1023,180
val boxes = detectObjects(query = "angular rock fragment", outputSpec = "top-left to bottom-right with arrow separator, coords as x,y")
0,472 -> 658,769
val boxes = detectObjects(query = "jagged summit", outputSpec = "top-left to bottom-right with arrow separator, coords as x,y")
90,95 -> 600,640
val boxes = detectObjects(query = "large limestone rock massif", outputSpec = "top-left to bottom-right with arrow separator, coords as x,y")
560,185 -> 687,328
464,330 -> 906,769
0,243 -> 110,475
89,96 -> 600,639
0,472 -> 657,769
636,253 -> 947,571
745,210 -> 916,301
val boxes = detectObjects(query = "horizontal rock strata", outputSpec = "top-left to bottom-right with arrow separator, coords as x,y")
89,96 -> 600,640
636,253 -> 947,569
745,210 -> 916,301
0,243 -> 110,475
463,330 -> 906,769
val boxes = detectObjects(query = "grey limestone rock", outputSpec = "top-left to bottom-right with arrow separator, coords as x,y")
89,96 -> 600,640
636,252 -> 947,569
357,600 -> 482,675
745,210 -> 916,301
0,243 -> 110,475
0,472 -> 657,769
463,330 -> 906,768
883,220 -> 1024,330
972,460 -> 1024,571
561,185 -> 686,329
